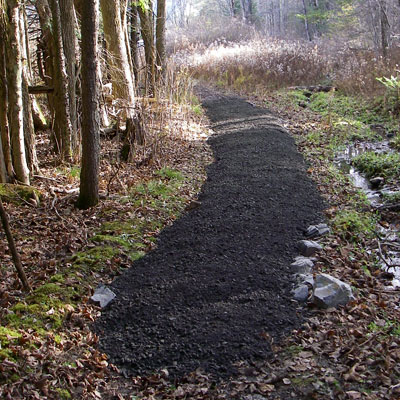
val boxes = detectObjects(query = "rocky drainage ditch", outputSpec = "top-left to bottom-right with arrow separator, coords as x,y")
334,135 -> 400,289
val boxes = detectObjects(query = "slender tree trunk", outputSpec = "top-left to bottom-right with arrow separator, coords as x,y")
302,0 -> 312,41
120,0 -> 134,76
156,0 -> 166,81
20,8 -> 38,173
0,196 -> 31,291
138,2 -> 156,95
0,137 -> 6,183
130,4 -> 140,82
379,0 -> 390,58
6,0 -> 29,185
77,0 -> 100,209
0,36 -> 13,180
100,0 -> 135,116
59,0 -> 78,151
48,0 -> 73,160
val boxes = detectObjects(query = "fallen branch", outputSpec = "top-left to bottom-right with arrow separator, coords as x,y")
50,187 -> 79,194
0,196 -> 31,292
28,85 -> 54,94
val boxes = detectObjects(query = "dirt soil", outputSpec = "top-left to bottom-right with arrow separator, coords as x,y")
94,86 -> 326,380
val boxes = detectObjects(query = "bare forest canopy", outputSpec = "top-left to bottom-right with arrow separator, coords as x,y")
168,0 -> 400,51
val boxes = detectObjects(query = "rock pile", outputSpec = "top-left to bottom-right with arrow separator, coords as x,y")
291,223 -> 354,308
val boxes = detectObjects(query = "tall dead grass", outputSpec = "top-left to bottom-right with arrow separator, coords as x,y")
173,34 -> 400,99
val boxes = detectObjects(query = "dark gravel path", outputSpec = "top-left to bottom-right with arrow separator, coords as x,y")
94,87 -> 325,379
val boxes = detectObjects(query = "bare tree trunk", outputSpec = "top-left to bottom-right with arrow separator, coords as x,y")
59,0 -> 78,151
100,0 -> 135,117
0,197 -> 31,291
156,0 -> 166,81
48,0 -> 73,160
379,0 -> 390,58
120,0 -> 134,76
138,1 -> 156,95
0,137 -> 6,183
77,0 -> 100,209
0,36 -> 13,180
130,5 -> 140,83
20,8 -> 38,173
36,0 -> 73,161
6,0 -> 29,185
302,0 -> 312,41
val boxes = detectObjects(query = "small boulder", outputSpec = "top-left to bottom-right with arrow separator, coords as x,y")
293,285 -> 309,302
296,273 -> 314,287
305,224 -> 330,238
90,285 -> 116,308
316,223 -> 330,236
291,257 -> 314,274
298,240 -> 322,257
305,225 -> 319,238
313,274 -> 354,309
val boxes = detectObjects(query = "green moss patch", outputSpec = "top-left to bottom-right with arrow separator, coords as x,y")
0,184 -> 42,205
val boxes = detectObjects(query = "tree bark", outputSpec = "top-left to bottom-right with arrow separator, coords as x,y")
120,0 -> 134,76
48,0 -> 73,160
379,0 -> 390,58
20,8 -> 38,173
138,1 -> 156,95
36,0 -> 73,161
6,0 -> 30,185
59,0 -> 78,150
130,4 -> 140,83
77,0 -> 100,209
156,0 -> 166,81
302,0 -> 312,41
0,34 -> 13,180
100,0 -> 135,116
0,196 -> 31,292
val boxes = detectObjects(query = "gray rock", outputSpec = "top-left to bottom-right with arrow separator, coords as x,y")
305,223 -> 330,238
90,285 -> 116,308
291,257 -> 314,274
296,273 -> 314,287
293,285 -> 309,302
298,240 -> 322,257
316,223 -> 330,236
313,274 -> 354,309
305,225 -> 319,238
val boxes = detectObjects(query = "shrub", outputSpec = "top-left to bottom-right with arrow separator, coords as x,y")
353,152 -> 400,179
333,210 -> 376,241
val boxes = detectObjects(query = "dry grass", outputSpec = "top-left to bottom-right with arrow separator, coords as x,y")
173,33 -> 400,99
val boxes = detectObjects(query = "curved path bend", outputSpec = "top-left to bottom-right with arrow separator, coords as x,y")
94,87 -> 325,378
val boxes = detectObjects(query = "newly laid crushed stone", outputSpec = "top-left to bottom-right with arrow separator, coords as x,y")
93,87 -> 326,379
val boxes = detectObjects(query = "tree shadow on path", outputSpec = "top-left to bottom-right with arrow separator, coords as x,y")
93,87 -> 326,379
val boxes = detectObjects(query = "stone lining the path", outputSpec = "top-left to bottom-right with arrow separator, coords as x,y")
291,224 -> 355,308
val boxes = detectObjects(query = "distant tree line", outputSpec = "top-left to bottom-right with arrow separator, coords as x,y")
170,0 -> 400,56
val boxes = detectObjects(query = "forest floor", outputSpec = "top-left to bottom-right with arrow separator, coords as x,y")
1,85 -> 400,399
